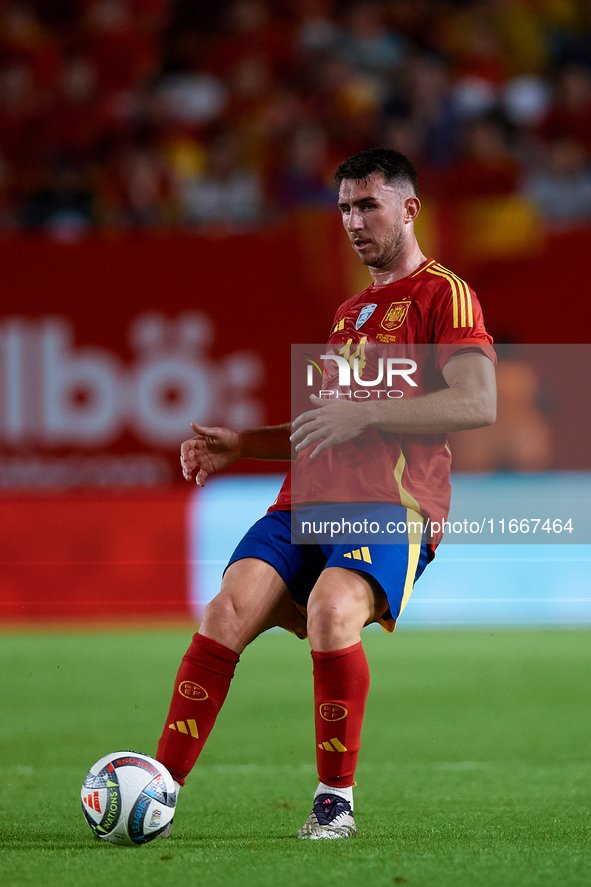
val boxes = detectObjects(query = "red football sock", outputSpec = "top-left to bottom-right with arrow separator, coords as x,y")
156,633 -> 239,784
312,641 -> 370,788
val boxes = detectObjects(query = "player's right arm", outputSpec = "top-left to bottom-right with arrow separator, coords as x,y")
181,422 -> 292,486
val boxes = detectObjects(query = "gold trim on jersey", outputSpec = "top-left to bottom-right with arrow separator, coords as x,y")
399,508 -> 424,616
410,258 -> 436,277
425,263 -> 473,329
393,450 -> 421,512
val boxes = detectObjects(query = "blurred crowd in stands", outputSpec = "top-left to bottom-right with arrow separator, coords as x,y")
3,0 -> 591,235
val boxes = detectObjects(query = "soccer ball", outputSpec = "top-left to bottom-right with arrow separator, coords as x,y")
81,751 -> 177,846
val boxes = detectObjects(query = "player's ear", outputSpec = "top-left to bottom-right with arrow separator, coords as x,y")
405,196 -> 421,222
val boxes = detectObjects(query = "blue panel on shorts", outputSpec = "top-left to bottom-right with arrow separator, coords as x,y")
226,505 -> 430,621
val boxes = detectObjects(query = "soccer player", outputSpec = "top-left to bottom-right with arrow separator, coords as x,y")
155,148 -> 497,839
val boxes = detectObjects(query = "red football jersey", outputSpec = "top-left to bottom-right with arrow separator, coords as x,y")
270,258 -> 495,550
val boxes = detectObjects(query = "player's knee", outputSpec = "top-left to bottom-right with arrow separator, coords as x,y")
201,591 -> 243,633
306,590 -> 363,643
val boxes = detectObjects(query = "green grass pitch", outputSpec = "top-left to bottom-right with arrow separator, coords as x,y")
1,628 -> 590,887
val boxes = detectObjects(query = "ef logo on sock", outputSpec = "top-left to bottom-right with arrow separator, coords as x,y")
178,681 -> 209,701
319,703 -> 348,721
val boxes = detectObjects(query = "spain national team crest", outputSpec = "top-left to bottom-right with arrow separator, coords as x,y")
319,703 -> 348,721
355,303 -> 377,330
380,300 -> 411,331
178,680 -> 209,701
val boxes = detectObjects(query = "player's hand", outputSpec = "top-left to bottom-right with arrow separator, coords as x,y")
290,395 -> 368,460
181,423 -> 242,486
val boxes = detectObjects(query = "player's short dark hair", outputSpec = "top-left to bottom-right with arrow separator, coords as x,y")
334,148 -> 419,196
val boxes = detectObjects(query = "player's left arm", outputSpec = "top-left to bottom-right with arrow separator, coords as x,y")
290,350 -> 496,459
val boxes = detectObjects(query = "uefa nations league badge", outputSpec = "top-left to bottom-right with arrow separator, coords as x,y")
355,304 -> 377,330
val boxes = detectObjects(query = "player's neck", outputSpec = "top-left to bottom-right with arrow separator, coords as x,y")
368,241 -> 427,287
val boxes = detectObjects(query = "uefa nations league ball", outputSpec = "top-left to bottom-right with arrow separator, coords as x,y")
81,751 -> 177,845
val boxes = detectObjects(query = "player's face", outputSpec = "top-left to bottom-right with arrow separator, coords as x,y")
337,174 -> 416,269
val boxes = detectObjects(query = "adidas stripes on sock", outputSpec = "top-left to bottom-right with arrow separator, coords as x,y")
156,633 -> 239,784
312,641 -> 370,788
